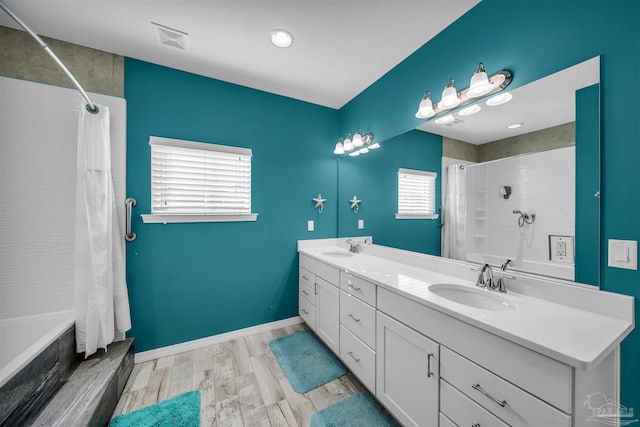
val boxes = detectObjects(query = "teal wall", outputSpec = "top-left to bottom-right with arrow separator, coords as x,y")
340,0 -> 640,413
125,59 -> 338,352
338,130 -> 442,255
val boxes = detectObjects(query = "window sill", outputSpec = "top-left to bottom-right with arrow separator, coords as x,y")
395,213 -> 439,220
141,214 -> 258,224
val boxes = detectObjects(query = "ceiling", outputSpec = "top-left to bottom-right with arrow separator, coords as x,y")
0,0 -> 480,109
417,57 -> 600,144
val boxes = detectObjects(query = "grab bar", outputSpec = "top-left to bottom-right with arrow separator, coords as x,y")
125,198 -> 137,241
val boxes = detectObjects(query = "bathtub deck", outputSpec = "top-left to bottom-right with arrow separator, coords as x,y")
30,339 -> 134,427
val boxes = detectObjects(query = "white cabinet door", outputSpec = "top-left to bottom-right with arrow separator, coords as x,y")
376,312 -> 439,427
315,277 -> 340,355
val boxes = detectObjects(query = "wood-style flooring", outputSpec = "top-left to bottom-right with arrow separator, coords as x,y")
111,323 -> 369,426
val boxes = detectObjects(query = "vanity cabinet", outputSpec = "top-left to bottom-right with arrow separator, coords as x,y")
299,255 -> 340,355
339,271 -> 377,392
376,312 -> 439,427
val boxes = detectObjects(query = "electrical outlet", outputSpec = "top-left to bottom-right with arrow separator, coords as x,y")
307,220 -> 314,232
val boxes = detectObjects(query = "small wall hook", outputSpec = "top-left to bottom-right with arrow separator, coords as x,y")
313,194 -> 326,213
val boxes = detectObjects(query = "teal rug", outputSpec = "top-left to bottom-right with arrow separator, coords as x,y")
269,331 -> 347,393
311,393 -> 398,427
110,390 -> 200,427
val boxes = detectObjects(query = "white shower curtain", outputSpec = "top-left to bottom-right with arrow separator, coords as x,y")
442,164 -> 467,261
74,103 -> 131,357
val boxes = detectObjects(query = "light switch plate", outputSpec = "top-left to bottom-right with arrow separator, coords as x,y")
358,219 -> 364,230
307,220 -> 314,232
608,239 -> 637,270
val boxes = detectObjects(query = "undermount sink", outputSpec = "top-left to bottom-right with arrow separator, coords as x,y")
322,250 -> 355,258
428,284 -> 515,311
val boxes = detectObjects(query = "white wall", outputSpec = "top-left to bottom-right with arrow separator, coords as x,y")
0,77 -> 126,319
465,147 -> 575,279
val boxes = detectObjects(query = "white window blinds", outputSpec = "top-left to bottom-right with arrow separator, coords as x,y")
145,136 -> 256,222
396,168 -> 438,219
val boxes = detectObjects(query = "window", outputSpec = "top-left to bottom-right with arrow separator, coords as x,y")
396,168 -> 438,219
141,136 -> 258,223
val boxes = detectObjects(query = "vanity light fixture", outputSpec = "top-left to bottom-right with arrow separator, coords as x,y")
415,63 -> 512,123
333,130 -> 375,156
415,91 -> 435,119
468,63 -> 493,98
440,78 -> 461,109
270,29 -> 293,48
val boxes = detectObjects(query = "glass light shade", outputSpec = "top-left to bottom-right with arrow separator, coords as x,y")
459,104 -> 481,116
348,151 -> 360,157
343,134 -> 353,151
468,63 -> 492,98
415,93 -> 435,119
333,139 -> 345,155
362,133 -> 374,145
435,114 -> 455,124
440,79 -> 460,109
270,29 -> 293,48
486,91 -> 512,106
353,129 -> 363,147
359,147 -> 369,154
368,142 -> 380,149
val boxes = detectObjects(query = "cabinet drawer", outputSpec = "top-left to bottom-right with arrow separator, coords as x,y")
340,325 -> 375,392
441,380 -> 509,427
299,294 -> 315,330
441,347 -> 571,427
299,267 -> 314,290
300,254 -> 339,284
340,291 -> 376,349
340,271 -> 376,306
299,279 -> 315,305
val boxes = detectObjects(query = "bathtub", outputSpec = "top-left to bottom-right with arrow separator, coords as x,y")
0,310 -> 75,389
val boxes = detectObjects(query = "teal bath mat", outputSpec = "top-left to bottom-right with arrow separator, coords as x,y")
269,331 -> 347,393
311,393 -> 398,427
110,390 -> 200,427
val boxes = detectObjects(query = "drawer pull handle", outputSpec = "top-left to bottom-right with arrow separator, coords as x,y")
347,351 -> 360,363
348,282 -> 362,292
427,353 -> 434,378
302,275 -> 309,281
301,309 -> 309,315
471,384 -> 507,407
302,290 -> 309,296
348,313 -> 361,323
314,283 -> 318,295
472,423 -> 481,427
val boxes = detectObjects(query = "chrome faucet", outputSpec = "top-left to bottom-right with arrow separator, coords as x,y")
495,259 -> 513,293
345,239 -> 358,253
476,263 -> 493,289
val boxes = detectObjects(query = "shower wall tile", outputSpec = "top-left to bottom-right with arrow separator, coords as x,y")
0,25 -> 124,97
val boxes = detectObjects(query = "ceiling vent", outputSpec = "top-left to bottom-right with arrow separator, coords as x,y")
151,22 -> 188,51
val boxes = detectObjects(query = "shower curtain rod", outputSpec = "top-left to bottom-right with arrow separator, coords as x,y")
0,0 -> 98,114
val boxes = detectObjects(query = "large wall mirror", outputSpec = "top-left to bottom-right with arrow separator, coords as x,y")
337,56 -> 600,287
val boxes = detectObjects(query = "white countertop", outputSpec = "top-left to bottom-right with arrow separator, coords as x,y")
298,241 -> 635,371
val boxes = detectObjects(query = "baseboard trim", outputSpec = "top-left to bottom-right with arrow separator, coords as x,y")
134,316 -> 304,364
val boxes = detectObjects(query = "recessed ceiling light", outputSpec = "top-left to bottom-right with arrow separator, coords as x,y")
507,122 -> 523,129
270,29 -> 293,48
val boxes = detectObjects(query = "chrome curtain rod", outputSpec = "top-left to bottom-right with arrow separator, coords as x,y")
0,0 -> 98,113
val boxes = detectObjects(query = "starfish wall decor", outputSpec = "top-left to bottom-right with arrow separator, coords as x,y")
313,194 -> 326,213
